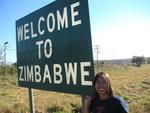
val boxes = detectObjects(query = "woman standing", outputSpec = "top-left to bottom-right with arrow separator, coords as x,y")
84,72 -> 128,113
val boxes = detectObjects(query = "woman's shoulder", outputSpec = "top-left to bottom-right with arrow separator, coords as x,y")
114,96 -> 124,101
113,96 -> 127,106
113,96 -> 128,113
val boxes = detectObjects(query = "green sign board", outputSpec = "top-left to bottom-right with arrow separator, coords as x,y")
16,0 -> 94,95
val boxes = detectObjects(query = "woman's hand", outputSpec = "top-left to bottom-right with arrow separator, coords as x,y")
83,96 -> 92,113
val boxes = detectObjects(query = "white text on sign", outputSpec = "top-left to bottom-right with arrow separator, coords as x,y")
19,62 -> 92,86
17,2 -> 81,42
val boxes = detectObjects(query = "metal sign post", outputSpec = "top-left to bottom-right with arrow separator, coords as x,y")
82,95 -> 86,112
28,88 -> 35,113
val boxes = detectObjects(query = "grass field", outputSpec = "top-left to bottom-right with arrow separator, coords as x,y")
0,64 -> 150,113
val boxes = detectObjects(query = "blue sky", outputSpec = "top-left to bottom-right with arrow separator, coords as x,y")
0,0 -> 150,63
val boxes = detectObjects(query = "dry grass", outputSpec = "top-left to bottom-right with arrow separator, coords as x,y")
0,75 -> 81,113
0,64 -> 150,113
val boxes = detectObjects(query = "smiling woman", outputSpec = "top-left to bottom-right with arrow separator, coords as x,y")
83,72 -> 128,113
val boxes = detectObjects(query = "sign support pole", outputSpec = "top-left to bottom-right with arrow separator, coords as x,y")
28,88 -> 35,113
82,95 -> 86,112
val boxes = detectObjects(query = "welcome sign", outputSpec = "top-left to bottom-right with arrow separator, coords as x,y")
16,0 -> 94,95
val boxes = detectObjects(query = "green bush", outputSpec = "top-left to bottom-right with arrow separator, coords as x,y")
47,105 -> 64,113
0,66 -> 5,75
71,103 -> 82,113
0,65 -> 17,75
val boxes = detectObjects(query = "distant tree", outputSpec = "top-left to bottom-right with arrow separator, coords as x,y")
13,62 -> 17,66
131,56 -> 146,67
147,57 -> 150,64
141,56 -> 147,64
99,60 -> 104,66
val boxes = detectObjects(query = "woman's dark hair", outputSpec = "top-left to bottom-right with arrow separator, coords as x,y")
92,72 -> 114,99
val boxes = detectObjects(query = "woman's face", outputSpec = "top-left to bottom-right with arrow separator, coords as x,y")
95,76 -> 108,95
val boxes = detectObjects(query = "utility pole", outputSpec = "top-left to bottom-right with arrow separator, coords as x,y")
94,45 -> 100,71
4,42 -> 8,75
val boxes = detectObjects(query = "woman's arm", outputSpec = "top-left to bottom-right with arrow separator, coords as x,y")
83,96 -> 92,113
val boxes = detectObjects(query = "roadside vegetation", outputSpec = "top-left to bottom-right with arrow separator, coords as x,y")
0,64 -> 150,113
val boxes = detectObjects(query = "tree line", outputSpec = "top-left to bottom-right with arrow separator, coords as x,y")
97,56 -> 150,67
131,55 -> 150,67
